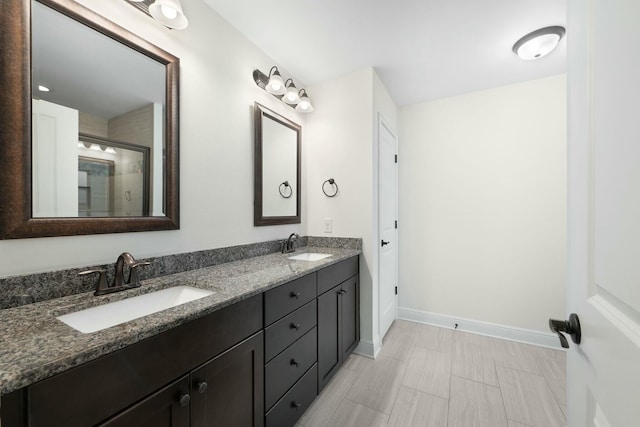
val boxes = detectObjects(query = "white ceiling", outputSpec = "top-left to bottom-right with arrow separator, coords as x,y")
203,0 -> 567,106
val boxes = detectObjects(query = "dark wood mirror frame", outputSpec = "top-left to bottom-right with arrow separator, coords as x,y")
254,103 -> 301,226
0,0 -> 179,239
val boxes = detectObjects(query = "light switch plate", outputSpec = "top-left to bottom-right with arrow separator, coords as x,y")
323,218 -> 332,233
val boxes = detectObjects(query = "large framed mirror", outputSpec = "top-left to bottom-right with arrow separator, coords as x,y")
0,0 -> 179,239
254,103 -> 301,226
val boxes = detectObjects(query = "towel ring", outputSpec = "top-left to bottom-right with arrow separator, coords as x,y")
322,178 -> 339,197
279,181 -> 293,198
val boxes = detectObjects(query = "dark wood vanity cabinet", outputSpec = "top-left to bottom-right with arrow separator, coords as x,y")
263,273 -> 318,427
2,294 -> 264,427
0,255 -> 360,427
317,258 -> 360,392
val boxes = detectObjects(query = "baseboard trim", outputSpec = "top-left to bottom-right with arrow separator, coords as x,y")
398,307 -> 563,349
353,336 -> 381,359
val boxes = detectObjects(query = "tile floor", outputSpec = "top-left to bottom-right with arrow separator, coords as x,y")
297,320 -> 566,427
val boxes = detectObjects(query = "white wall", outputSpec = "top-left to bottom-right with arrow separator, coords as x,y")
0,0 -> 306,277
305,68 -> 398,354
398,74 -> 567,333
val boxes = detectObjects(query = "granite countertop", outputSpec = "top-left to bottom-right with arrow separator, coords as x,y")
0,246 -> 360,395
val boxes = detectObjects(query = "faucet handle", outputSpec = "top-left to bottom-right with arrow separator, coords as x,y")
79,269 -> 109,296
128,261 -> 151,287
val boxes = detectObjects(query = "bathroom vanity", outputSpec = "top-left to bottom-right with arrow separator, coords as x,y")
0,250 -> 359,427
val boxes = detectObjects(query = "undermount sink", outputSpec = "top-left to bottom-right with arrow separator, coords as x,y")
288,253 -> 332,261
56,286 -> 214,333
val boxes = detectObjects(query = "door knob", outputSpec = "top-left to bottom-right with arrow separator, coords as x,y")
549,313 -> 581,348
381,240 -> 390,246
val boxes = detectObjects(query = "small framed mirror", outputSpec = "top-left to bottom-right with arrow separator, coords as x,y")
0,0 -> 179,239
254,103 -> 301,226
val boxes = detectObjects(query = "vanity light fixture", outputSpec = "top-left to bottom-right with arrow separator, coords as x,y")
282,79 -> 301,105
253,67 -> 314,113
125,0 -> 189,30
513,26 -> 565,60
264,66 -> 286,95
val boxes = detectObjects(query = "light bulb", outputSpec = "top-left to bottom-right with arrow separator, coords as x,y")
161,4 -> 178,20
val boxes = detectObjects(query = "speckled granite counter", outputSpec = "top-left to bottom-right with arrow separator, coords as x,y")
0,246 -> 360,396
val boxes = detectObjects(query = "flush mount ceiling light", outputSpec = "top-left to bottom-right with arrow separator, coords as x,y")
253,67 -> 314,113
513,26 -> 565,60
125,0 -> 189,30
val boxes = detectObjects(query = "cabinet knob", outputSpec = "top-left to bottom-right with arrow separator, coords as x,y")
179,393 -> 191,407
291,401 -> 302,410
290,323 -> 301,330
197,381 -> 208,394
338,289 -> 347,295
290,291 -> 301,298
290,358 -> 300,367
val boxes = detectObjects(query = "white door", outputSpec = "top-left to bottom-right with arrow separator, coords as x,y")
378,116 -> 398,340
32,99 -> 79,217
567,0 -> 640,425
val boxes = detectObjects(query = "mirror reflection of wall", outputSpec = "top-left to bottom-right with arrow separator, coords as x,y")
31,0 -> 165,218
262,115 -> 298,217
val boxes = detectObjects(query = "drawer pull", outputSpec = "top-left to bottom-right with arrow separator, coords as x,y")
291,323 -> 301,330
290,291 -> 301,298
179,393 -> 191,407
291,401 -> 302,410
290,358 -> 300,367
197,381 -> 208,394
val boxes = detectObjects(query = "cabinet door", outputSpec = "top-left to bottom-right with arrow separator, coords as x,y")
341,276 -> 359,359
191,331 -> 264,427
317,284 -> 341,392
98,376 -> 190,427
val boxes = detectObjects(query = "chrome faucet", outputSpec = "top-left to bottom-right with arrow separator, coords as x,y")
282,233 -> 300,254
79,252 -> 151,296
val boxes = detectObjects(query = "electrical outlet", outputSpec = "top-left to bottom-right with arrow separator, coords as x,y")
323,218 -> 332,233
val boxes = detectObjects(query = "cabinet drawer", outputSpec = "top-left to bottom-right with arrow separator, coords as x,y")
265,364 -> 317,427
264,273 -> 316,326
264,300 -> 316,362
317,256 -> 358,295
265,327 -> 317,410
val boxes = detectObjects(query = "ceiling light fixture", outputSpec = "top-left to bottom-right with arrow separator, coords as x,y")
125,0 -> 189,30
253,67 -> 314,113
37,84 -> 50,92
513,26 -> 565,60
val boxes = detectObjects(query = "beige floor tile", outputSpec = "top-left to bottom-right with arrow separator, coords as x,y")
378,324 -> 417,361
492,339 -> 542,375
348,355 -> 406,414
298,367 -> 360,427
452,332 -> 498,386
535,355 -> 566,406
448,375 -> 509,427
497,366 -> 566,427
387,386 -> 448,427
343,353 -> 371,373
413,323 -> 455,353
402,346 -> 452,399
326,399 -> 389,427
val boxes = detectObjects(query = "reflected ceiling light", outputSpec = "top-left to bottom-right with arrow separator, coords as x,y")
253,66 -> 313,113
105,147 -> 117,154
282,79 -> 301,105
37,84 -> 50,92
513,26 -> 565,60
90,144 -> 102,151
149,0 -> 188,29
295,90 -> 314,113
